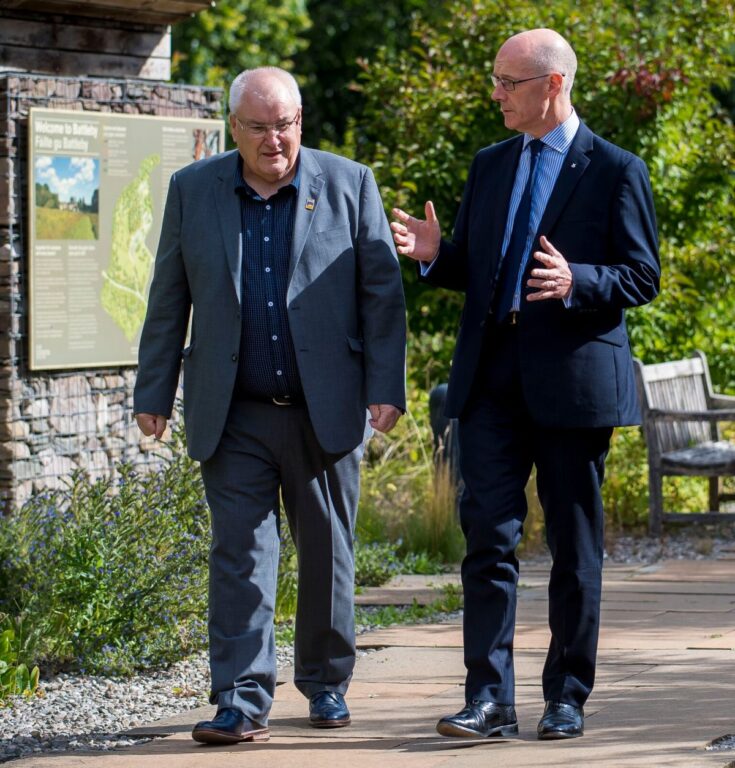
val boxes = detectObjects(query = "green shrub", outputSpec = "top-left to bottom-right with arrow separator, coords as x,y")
0,436 -> 210,675
354,540 -> 402,587
0,620 -> 39,704
276,528 -> 298,623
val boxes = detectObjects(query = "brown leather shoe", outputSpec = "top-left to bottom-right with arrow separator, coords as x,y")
192,708 -> 270,744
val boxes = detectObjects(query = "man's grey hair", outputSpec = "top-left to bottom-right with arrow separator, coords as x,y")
229,67 -> 302,113
530,35 -> 577,95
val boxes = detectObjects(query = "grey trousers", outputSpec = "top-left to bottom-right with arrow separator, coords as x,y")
199,399 -> 363,725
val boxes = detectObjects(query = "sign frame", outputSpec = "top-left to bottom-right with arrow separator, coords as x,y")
28,107 -> 225,371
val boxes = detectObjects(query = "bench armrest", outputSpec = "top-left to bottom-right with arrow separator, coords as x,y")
711,394 -> 735,408
648,408 -> 735,423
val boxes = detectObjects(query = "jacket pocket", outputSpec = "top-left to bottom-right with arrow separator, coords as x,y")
593,326 -> 625,347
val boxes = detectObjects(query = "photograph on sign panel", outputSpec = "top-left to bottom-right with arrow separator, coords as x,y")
192,128 -> 220,161
34,155 -> 100,240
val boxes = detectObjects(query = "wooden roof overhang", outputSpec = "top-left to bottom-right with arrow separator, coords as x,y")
1,0 -> 214,26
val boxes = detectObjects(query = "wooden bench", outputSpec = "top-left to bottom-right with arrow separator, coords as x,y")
634,351 -> 735,534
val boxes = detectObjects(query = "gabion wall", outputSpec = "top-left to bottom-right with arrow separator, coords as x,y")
0,74 -> 224,509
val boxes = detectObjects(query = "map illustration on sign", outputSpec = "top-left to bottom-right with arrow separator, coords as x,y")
101,154 -> 161,341
34,155 -> 100,240
28,109 -> 224,370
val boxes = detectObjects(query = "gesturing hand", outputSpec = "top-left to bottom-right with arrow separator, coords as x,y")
390,201 -> 441,263
527,235 -> 573,301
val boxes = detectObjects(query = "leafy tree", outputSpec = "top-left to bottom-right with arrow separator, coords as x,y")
35,182 -> 59,209
293,0 -> 437,145
353,0 -> 735,389
172,0 -> 311,90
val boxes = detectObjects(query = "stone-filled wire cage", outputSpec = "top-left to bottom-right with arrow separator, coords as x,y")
0,73 -> 223,510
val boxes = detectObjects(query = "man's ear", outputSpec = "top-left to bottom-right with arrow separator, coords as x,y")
548,72 -> 565,96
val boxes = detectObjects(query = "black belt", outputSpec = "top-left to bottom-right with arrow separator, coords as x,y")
234,393 -> 304,406
270,395 -> 301,406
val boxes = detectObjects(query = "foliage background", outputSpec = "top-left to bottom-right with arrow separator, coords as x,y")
174,0 -> 734,391
2,0 -> 733,684
173,0 -> 734,529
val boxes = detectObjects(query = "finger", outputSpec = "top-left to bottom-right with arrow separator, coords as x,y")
529,267 -> 555,278
390,221 -> 407,235
424,200 -> 438,223
392,207 -> 411,223
532,249 -> 556,266
539,235 -> 561,257
154,416 -> 167,439
526,289 -> 556,302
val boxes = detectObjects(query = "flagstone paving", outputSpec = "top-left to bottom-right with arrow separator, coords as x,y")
13,556 -> 735,767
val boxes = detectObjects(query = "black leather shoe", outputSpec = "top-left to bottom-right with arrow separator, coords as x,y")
436,700 -> 518,738
309,691 -> 351,728
537,701 -> 584,740
192,707 -> 270,744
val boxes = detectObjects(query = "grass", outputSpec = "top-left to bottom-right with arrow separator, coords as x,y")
36,208 -> 99,239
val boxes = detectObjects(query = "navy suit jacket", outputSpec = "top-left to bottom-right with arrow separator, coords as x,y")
425,121 -> 660,428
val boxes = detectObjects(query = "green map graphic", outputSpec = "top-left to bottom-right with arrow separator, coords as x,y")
101,154 -> 161,341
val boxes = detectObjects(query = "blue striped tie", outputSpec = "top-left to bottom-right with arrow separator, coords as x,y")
493,139 -> 543,323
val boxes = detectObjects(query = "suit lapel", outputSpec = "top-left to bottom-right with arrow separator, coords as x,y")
213,151 -> 243,304
288,148 -> 325,285
534,122 -> 593,243
479,137 -> 523,300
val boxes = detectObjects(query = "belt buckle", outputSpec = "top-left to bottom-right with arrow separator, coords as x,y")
272,396 -> 292,406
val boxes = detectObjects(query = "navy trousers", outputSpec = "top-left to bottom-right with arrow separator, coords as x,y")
458,323 -> 612,708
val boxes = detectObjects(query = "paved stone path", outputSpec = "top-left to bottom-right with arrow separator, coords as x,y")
13,554 -> 735,767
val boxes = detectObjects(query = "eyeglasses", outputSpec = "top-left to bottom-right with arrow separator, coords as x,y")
491,73 -> 564,92
233,111 -> 301,138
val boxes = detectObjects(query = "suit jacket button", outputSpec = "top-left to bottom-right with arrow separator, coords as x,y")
231,353 -> 238,362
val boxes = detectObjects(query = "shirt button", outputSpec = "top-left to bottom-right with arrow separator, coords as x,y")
267,301 -> 274,307
265,267 -> 271,273
265,204 -> 271,210
264,236 -> 270,242
276,370 -> 283,376
231,353 -> 238,362
272,335 -> 278,341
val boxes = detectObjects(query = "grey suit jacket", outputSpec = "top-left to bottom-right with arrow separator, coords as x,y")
134,147 -> 407,460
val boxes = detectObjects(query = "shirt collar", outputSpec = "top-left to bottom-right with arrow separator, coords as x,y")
233,154 -> 301,198
522,109 -> 580,154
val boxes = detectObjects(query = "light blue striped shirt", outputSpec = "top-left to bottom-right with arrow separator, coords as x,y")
505,109 -> 579,311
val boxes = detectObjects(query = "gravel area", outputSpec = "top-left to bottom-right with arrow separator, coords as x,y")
2,525 -> 733,763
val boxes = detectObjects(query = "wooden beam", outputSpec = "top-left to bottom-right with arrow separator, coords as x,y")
0,17 -> 170,59
2,0 -> 211,25
0,44 -> 170,80
663,512 -> 735,524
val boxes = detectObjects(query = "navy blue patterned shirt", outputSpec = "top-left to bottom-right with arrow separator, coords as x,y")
233,157 -> 303,401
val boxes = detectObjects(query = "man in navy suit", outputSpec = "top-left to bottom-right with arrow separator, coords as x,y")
392,29 -> 659,740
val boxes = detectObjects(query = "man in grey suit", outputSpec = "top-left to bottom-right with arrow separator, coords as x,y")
134,67 -> 406,744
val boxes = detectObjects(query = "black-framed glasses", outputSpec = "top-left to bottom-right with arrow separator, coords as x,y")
233,110 -> 301,138
490,73 -> 564,92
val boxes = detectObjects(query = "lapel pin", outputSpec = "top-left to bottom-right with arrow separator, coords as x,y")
305,198 -> 316,211
571,162 -> 577,168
